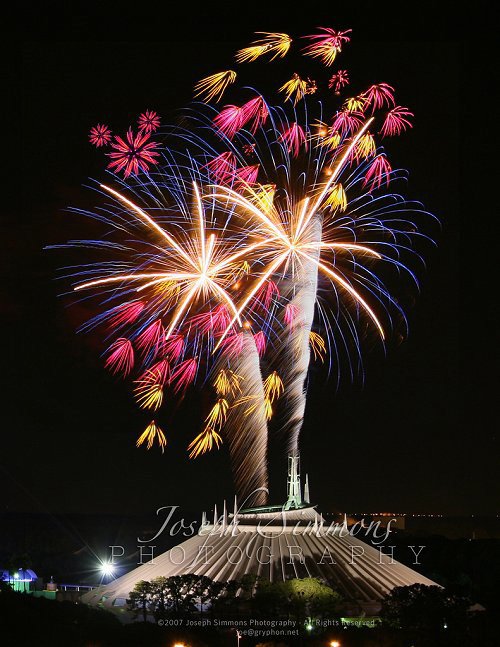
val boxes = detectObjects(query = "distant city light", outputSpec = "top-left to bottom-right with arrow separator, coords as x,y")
330,641 -> 341,647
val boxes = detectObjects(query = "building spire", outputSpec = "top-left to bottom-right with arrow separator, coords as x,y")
284,452 -> 303,510
304,473 -> 310,504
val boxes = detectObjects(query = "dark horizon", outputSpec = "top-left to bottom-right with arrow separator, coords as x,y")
6,21 -> 476,519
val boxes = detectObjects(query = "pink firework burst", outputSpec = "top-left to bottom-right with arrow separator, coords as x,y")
240,96 -> 269,134
303,28 -> 352,65
189,305 -> 232,335
253,331 -> 267,357
255,280 -> 280,310
107,300 -> 145,329
135,319 -> 165,356
279,123 -> 308,158
138,110 -> 161,133
137,359 -> 170,385
331,110 -> 363,136
380,106 -> 414,137
89,123 -> 112,147
234,164 -> 260,186
203,152 -> 237,183
363,155 -> 392,192
213,105 -> 244,139
284,303 -> 300,328
104,338 -> 134,376
163,334 -> 185,361
170,358 -> 198,393
107,128 -> 160,177
361,83 -> 395,113
219,332 -> 245,357
328,70 -> 350,94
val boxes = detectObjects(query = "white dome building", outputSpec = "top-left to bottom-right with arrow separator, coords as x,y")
82,455 -> 437,617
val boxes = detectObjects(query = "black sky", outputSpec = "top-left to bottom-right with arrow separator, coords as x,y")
6,10 -> 484,518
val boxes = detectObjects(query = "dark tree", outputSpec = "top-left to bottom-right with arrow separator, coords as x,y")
127,579 -> 152,623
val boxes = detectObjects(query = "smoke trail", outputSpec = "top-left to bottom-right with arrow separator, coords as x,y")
221,332 -> 269,506
275,214 -> 322,456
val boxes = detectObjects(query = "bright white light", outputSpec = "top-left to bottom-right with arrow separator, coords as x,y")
99,562 -> 114,577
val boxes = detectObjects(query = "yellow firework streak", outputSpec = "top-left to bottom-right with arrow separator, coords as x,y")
235,393 -> 272,420
355,133 -> 376,159
344,96 -> 367,112
214,369 -> 242,397
317,125 -> 341,151
194,70 -> 237,103
187,427 -> 223,458
135,379 -> 164,410
248,183 -> 276,214
236,32 -> 292,63
309,331 -> 326,361
323,183 -> 347,211
205,398 -> 229,428
136,421 -> 167,452
263,398 -> 272,421
263,371 -> 284,402
279,74 -> 308,105
74,183 -> 250,341
207,117 -> 387,345
304,42 -> 340,66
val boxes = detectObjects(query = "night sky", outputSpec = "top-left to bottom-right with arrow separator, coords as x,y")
6,10 -> 482,519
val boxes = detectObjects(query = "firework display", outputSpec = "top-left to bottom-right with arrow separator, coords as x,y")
56,26 -> 433,503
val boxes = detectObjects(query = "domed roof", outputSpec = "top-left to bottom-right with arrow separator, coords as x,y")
0,568 -> 37,581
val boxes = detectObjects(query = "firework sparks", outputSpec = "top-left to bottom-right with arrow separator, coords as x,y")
361,83 -> 396,112
344,96 -> 367,113
363,154 -> 392,191
323,183 -> 347,211
138,110 -> 161,133
104,338 -> 134,376
240,96 -> 269,133
187,426 -> 223,458
329,70 -> 349,94
279,74 -> 308,105
134,360 -> 169,410
213,105 -> 244,139
263,371 -> 284,402
331,110 -> 364,136
303,27 -> 352,66
89,123 -> 112,147
380,106 -> 414,137
309,331 -> 326,361
136,421 -> 167,452
60,26 -> 430,500
194,70 -> 237,103
236,32 -> 292,63
214,369 -> 242,397
279,123 -> 308,157
107,128 -> 159,177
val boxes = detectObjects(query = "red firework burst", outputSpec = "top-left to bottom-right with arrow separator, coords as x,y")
279,123 -> 308,158
380,106 -> 414,137
363,155 -> 392,191
107,128 -> 160,177
138,110 -> 161,133
89,123 -> 112,147
328,70 -> 350,94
